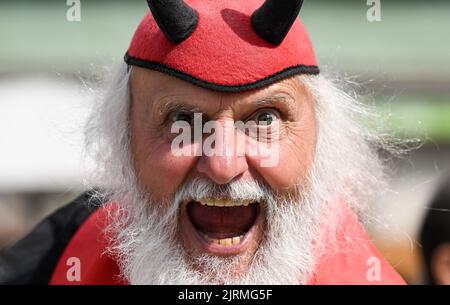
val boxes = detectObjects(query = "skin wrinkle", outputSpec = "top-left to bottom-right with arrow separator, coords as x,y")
129,66 -> 316,199
152,93 -> 295,125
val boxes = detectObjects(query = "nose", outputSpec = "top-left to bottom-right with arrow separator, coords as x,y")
196,119 -> 248,184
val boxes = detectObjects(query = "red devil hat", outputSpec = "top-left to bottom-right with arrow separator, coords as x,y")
125,0 -> 319,92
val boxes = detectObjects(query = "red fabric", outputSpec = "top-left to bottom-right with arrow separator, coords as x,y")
308,201 -> 406,285
127,0 -> 318,87
49,203 -> 125,285
50,201 -> 405,285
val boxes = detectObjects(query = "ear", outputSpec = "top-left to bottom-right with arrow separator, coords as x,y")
431,243 -> 450,285
147,0 -> 199,44
251,0 -> 305,46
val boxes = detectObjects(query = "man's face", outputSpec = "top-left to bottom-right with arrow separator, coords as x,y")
128,67 -> 317,273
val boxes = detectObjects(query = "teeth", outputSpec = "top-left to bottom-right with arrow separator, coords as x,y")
219,238 -> 232,246
203,234 -> 244,246
231,236 -> 241,245
198,198 -> 254,207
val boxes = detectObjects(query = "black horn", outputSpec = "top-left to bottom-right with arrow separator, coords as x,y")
251,0 -> 304,46
147,0 -> 199,44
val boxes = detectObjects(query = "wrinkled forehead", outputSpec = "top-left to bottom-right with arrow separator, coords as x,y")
129,66 -> 311,110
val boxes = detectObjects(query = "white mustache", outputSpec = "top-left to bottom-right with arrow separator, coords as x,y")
173,178 -> 272,208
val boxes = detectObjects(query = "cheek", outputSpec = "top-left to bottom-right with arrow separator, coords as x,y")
131,130 -> 199,200
246,141 -> 316,191
246,110 -> 317,192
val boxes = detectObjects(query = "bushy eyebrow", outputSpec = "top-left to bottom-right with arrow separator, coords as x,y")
153,99 -> 203,117
151,93 -> 295,120
251,93 -> 295,109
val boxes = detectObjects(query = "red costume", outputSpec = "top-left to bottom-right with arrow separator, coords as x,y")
49,201 -> 405,285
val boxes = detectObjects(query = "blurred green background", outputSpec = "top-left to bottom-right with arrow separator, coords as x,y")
1,0 -> 449,140
0,0 -> 449,284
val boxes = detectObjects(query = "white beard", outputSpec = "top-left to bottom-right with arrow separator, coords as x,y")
107,176 -> 324,285
85,64 -> 390,284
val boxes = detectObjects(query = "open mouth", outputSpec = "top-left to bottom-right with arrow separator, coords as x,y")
185,198 -> 262,255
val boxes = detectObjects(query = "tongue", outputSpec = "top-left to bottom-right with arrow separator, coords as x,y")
187,201 -> 257,237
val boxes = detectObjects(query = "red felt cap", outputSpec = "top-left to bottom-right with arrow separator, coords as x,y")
125,0 -> 319,92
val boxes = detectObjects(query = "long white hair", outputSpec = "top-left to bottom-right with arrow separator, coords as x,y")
84,63 -> 399,284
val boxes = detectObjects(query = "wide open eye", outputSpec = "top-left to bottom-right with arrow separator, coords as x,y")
239,109 -> 282,142
168,110 -> 204,142
253,109 -> 279,126
172,111 -> 196,124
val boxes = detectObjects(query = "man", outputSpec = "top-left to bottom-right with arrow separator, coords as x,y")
0,0 -> 405,284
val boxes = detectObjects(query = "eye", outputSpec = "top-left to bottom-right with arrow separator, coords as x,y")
172,111 -> 195,124
253,109 -> 279,126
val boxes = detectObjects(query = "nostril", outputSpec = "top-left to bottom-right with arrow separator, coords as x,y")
196,154 -> 248,185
